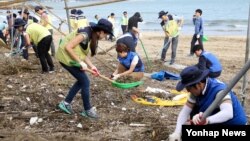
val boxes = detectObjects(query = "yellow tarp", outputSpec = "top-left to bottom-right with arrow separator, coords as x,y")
131,90 -> 189,106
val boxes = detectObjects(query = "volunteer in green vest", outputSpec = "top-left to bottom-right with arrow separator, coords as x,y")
56,19 -> 113,119
35,6 -> 55,57
121,11 -> 128,34
158,11 -> 181,65
76,10 -> 89,29
13,19 -> 54,73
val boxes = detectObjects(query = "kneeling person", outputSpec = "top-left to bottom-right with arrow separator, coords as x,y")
112,43 -> 144,81
193,44 -> 222,78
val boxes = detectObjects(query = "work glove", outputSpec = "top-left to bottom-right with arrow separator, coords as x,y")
91,66 -> 100,77
169,132 -> 181,141
196,34 -> 200,39
112,74 -> 120,80
192,112 -> 208,125
79,61 -> 88,70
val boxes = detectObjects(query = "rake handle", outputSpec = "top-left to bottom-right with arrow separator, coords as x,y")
85,68 -> 114,83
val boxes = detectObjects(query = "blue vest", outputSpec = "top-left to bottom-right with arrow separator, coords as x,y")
117,32 -> 137,52
118,52 -> 144,72
201,51 -> 222,73
196,78 -> 247,125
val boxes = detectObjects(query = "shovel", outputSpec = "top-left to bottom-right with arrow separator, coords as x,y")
70,61 -> 143,89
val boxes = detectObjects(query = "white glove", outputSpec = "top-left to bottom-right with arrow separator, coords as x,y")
196,34 -> 200,38
169,132 -> 181,141
112,74 -> 120,80
80,61 -> 87,70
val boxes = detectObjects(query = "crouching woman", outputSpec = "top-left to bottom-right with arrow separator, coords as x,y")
112,43 -> 144,81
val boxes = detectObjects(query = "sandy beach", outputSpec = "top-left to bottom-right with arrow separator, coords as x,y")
0,30 -> 249,140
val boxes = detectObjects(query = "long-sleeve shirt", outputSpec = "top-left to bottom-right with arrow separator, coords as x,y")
193,16 -> 203,35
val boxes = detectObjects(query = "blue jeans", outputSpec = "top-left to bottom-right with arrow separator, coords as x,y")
60,63 -> 91,111
161,36 -> 179,63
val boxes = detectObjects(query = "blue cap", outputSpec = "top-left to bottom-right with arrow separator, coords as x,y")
176,66 -> 209,91
93,18 -> 113,36
76,10 -> 83,15
13,18 -> 26,28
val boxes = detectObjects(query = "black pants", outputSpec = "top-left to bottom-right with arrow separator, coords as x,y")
190,34 -> 203,55
209,71 -> 221,78
37,35 -> 54,72
121,25 -> 128,34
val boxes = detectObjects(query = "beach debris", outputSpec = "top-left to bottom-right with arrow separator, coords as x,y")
7,85 -> 13,89
129,123 -> 146,127
26,97 -> 31,102
121,107 -> 126,111
77,123 -> 83,128
58,94 -> 65,98
37,118 -> 43,123
29,117 -> 38,125
145,86 -> 169,95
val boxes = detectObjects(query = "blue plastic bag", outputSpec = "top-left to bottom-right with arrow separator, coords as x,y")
151,70 -> 180,81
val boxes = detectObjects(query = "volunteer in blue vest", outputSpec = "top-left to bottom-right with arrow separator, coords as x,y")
168,66 -> 247,141
14,19 -> 54,73
158,11 -> 181,65
116,27 -> 138,52
56,19 -> 113,119
18,9 -> 39,58
111,43 -> 144,81
35,6 -> 55,57
193,44 -> 222,78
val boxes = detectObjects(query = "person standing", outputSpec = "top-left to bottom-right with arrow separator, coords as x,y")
35,6 -> 55,57
108,13 -> 115,41
168,66 -> 247,141
189,9 -> 204,56
69,9 -> 78,31
120,11 -> 128,34
56,19 -> 113,119
128,12 -> 143,32
13,19 -> 54,73
76,10 -> 89,29
116,28 -> 139,52
158,11 -> 182,65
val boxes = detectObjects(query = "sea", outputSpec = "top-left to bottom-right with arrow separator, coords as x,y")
0,0 -> 250,36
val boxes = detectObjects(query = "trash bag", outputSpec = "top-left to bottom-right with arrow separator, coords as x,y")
151,70 -> 165,81
151,70 -> 180,81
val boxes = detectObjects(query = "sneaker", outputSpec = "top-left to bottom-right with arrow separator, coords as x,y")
160,59 -> 167,62
58,101 -> 73,114
49,68 -> 55,73
80,107 -> 99,119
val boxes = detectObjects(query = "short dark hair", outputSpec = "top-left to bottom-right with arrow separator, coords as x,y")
116,43 -> 129,53
192,44 -> 203,53
196,9 -> 202,15
123,11 -> 127,14
111,13 -> 115,16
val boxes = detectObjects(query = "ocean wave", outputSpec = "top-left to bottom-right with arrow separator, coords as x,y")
227,24 -> 247,28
